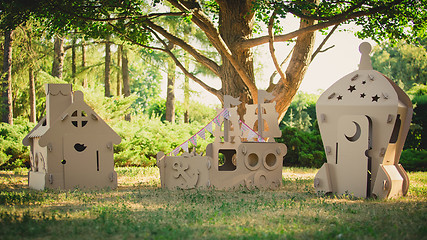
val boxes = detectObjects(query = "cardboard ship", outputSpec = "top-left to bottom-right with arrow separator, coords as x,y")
23,84 -> 121,190
156,91 -> 287,190
314,42 -> 412,198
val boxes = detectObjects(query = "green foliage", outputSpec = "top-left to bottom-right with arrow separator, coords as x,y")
112,115 -> 214,167
0,118 -> 34,169
276,126 -> 326,168
147,98 -> 217,124
280,91 -> 318,132
400,149 -> 427,172
74,84 -> 136,121
371,41 -> 427,90
253,0 -> 427,44
129,62 -> 162,113
405,89 -> 427,150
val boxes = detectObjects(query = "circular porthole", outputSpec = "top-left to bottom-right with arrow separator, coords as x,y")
263,152 -> 279,171
245,153 -> 260,170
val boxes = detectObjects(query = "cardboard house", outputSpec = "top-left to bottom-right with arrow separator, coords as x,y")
23,84 -> 121,190
314,42 -> 412,199
157,91 -> 287,190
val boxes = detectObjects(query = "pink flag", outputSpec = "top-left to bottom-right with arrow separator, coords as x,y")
205,122 -> 213,134
181,141 -> 189,152
247,130 -> 257,140
223,109 -> 230,120
197,129 -> 206,139
189,135 -> 197,146
172,147 -> 180,156
213,115 -> 221,126
241,122 -> 249,131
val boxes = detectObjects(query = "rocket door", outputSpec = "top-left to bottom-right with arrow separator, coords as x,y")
334,115 -> 372,198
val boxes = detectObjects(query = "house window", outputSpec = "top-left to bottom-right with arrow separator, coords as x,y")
71,110 -> 89,128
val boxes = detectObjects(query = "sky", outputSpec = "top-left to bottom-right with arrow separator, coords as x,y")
160,21 -> 376,106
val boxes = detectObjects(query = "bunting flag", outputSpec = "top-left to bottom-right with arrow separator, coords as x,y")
223,108 -> 230,120
189,135 -> 197,146
172,147 -> 180,156
205,122 -> 213,134
240,121 -> 249,131
247,130 -> 257,140
181,141 -> 189,153
213,115 -> 221,126
167,108 -> 265,156
197,129 -> 206,140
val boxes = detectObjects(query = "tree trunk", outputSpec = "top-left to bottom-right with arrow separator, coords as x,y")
71,35 -> 77,84
122,46 -> 131,121
1,30 -> 13,125
217,0 -> 255,113
184,54 -> 190,123
81,40 -> 88,88
215,0 -> 317,122
117,45 -> 122,96
104,35 -> 111,97
52,36 -> 64,79
29,67 -> 36,123
165,56 -> 176,123
271,4 -> 318,121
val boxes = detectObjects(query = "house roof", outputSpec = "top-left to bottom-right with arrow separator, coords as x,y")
23,116 -> 47,146
38,91 -> 121,147
28,124 -> 49,138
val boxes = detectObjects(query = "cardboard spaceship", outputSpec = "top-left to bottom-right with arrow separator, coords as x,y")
23,84 -> 121,190
157,91 -> 287,190
314,42 -> 412,198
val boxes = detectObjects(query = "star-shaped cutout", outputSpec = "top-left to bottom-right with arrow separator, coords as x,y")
360,93 -> 366,98
337,95 -> 343,100
362,80 -> 366,84
372,94 -> 380,102
348,85 -> 356,92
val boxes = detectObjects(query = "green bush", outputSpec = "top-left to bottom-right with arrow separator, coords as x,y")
400,149 -> 427,172
112,115 -> 214,167
276,125 -> 326,168
0,118 -> 35,169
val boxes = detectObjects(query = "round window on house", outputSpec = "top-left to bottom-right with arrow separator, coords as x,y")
70,110 -> 88,128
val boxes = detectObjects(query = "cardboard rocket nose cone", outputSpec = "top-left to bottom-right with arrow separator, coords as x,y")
358,42 -> 373,70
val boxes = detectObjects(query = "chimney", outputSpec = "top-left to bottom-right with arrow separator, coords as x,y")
45,84 -> 73,126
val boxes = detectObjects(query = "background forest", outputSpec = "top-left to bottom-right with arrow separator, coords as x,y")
0,3 -> 426,171
1,29 -> 426,171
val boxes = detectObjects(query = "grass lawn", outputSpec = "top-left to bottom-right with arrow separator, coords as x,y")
0,167 -> 426,239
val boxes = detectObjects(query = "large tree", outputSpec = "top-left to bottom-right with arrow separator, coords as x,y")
1,0 -> 426,120
1,30 -> 13,124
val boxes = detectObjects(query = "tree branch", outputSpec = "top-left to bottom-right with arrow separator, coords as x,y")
145,19 -> 221,77
167,0 -> 258,102
238,1 -> 400,50
147,27 -> 223,102
108,23 -> 165,52
285,0 -> 367,21
166,0 -> 224,52
268,9 -> 286,90
311,24 -> 339,62
50,2 -> 185,22
267,47 -> 294,92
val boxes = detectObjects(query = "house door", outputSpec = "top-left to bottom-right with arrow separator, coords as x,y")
63,134 -> 104,189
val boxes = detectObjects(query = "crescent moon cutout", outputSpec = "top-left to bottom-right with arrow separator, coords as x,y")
345,121 -> 361,142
